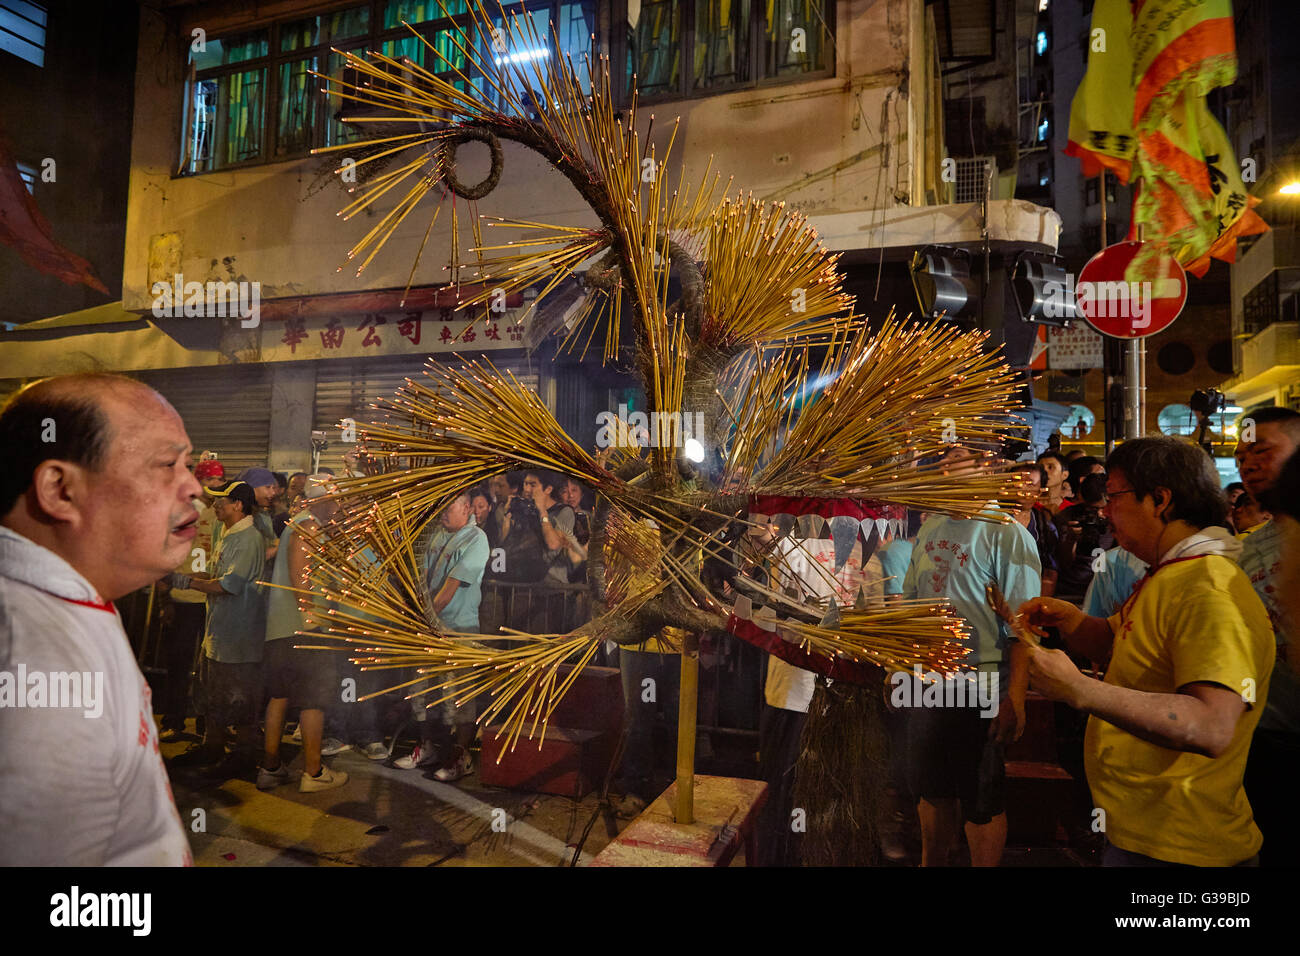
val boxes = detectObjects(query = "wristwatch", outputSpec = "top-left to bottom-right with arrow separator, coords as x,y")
540,515 -> 551,524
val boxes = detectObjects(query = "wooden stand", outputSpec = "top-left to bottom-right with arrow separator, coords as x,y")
592,632 -> 769,866
590,775 -> 768,866
674,633 -> 700,823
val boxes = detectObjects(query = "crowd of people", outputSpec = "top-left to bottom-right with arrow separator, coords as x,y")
750,418 -> 1300,868
153,458 -> 600,788
3,371 -> 1300,869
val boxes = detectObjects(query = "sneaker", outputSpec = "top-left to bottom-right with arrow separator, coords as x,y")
393,743 -> 440,770
320,737 -> 351,756
289,724 -> 302,743
359,741 -> 389,761
256,762 -> 290,791
432,746 -> 473,782
299,765 -> 349,793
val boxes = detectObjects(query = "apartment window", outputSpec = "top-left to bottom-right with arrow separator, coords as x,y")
181,0 -> 596,175
1083,177 -> 1115,206
1242,271 -> 1279,337
0,0 -> 46,67
15,160 -> 36,192
626,0 -> 833,101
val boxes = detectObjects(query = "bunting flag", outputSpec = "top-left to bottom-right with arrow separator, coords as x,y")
1064,0 -> 1267,281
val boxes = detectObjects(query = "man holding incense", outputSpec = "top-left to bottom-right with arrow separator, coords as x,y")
1019,437 -> 1273,867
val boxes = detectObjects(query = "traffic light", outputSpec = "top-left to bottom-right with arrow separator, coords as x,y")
910,249 -> 980,322
1011,254 -> 1075,327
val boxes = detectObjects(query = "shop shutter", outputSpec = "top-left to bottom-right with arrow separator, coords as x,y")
139,364 -> 272,474
310,352 -> 540,474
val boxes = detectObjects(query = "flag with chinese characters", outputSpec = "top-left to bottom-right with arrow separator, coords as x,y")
1064,0 -> 1267,280
1064,0 -> 1136,182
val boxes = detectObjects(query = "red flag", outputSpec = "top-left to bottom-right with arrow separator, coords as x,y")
0,131 -> 109,294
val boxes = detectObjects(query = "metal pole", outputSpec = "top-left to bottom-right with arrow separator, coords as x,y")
1099,171 -> 1122,451
1125,339 -> 1144,439
673,632 -> 699,824
1124,222 -> 1147,440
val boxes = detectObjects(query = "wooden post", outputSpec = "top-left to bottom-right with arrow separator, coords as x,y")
674,632 -> 700,824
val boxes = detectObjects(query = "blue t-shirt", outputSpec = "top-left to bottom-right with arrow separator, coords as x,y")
903,511 -> 1041,671
422,519 -> 490,633
877,538 -> 914,596
265,512 -> 318,642
1082,546 -> 1147,619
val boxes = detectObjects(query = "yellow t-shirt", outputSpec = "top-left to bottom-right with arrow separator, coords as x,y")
1086,554 -> 1275,866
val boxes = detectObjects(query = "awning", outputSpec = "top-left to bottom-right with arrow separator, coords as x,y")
1027,397 -> 1073,453
0,301 -> 222,380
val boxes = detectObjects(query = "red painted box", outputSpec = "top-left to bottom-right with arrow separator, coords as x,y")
479,724 -> 614,798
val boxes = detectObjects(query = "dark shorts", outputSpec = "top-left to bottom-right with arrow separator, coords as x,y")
263,638 -> 339,711
199,657 -> 262,749
903,702 -> 1005,825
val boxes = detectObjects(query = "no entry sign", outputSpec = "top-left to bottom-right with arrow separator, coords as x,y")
1076,241 -> 1187,339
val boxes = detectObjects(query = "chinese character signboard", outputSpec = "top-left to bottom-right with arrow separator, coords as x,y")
255,309 -> 526,363
1048,325 -> 1105,370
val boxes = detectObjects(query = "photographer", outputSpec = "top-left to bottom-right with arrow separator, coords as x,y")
522,469 -> 576,585
487,471 -> 546,584
1054,473 -> 1114,600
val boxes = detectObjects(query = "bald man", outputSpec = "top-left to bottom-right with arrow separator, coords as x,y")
0,373 -> 195,865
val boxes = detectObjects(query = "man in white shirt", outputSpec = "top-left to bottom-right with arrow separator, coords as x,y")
0,373 -> 196,865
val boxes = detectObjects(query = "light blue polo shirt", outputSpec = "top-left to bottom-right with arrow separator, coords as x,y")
903,511 -> 1041,675
422,518 -> 490,633
203,518 -> 267,663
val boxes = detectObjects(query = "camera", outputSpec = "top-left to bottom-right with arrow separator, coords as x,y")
1077,510 -> 1109,540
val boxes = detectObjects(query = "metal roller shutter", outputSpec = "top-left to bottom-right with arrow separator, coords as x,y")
311,353 -> 540,474
139,365 -> 272,474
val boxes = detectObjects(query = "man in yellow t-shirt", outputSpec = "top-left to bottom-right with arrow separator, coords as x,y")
1019,437 -> 1274,866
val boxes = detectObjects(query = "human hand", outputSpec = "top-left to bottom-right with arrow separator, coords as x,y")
1026,645 -> 1085,708
1017,596 -> 1083,640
